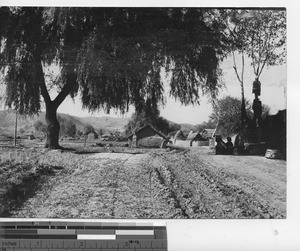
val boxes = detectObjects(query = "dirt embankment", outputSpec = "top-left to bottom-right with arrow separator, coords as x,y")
2,146 -> 286,219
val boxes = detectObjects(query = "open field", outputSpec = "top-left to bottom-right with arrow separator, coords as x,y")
0,143 -> 286,219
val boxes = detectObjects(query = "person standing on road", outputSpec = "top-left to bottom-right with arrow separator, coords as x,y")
225,137 -> 234,154
215,137 -> 227,154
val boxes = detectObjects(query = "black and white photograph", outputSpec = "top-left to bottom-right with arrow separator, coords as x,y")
0,6 -> 287,221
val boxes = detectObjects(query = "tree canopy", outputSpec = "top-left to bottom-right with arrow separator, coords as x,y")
223,9 -> 286,78
216,9 -> 286,127
83,124 -> 95,136
57,116 -> 77,137
0,7 -> 238,148
209,96 -> 270,136
34,120 -> 47,135
0,7 -> 228,113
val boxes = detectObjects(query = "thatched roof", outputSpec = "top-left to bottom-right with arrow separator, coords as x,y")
174,130 -> 185,140
213,127 -> 222,137
128,124 -> 167,139
201,128 -> 216,139
186,132 -> 205,141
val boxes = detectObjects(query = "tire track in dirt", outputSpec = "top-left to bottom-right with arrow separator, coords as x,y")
81,152 -> 181,219
150,152 -> 219,219
193,150 -> 286,218
151,167 -> 189,218
8,151 -> 182,219
108,152 -> 184,218
7,147 -> 285,219
150,149 -> 286,219
82,154 -> 129,218
195,159 -> 285,218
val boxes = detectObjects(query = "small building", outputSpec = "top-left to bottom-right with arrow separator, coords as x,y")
173,130 -> 185,143
186,131 -> 205,146
28,134 -> 35,140
208,127 -> 222,148
201,129 -> 216,140
128,125 -> 167,148
186,131 -> 205,141
87,132 -> 98,140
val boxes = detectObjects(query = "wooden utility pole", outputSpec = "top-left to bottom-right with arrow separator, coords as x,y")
14,109 -> 18,147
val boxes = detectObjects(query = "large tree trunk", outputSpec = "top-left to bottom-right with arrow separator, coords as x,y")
44,103 -> 61,149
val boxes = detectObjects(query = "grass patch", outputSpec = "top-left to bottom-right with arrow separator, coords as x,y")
0,146 -> 87,216
0,161 -> 60,216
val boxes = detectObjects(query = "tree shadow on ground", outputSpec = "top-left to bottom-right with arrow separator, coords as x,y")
0,165 -> 61,217
73,149 -> 146,155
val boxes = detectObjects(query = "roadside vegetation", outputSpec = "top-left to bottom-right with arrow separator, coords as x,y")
0,145 -> 84,216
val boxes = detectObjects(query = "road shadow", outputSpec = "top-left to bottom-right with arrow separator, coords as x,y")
0,165 -> 61,217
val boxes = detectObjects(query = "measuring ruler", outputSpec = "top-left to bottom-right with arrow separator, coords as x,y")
0,221 -> 167,251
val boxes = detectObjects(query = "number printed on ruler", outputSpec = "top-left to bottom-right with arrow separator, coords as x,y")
0,221 -> 168,251
1,239 -> 168,250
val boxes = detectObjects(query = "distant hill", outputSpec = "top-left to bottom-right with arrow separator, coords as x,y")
0,110 -> 196,137
80,116 -> 129,132
0,110 -> 130,136
55,113 -> 86,130
179,123 -> 197,133
0,110 -> 37,136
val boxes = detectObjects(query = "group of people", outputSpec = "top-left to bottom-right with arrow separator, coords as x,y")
215,136 -> 234,155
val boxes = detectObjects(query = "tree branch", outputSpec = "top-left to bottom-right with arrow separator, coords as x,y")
53,77 -> 75,108
257,28 -> 270,78
250,33 -> 257,76
258,55 -> 268,78
37,59 -> 51,105
256,27 -> 262,76
232,51 -> 243,84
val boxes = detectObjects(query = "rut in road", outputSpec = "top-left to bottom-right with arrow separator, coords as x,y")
6,147 -> 285,219
150,150 -> 285,219
8,151 -> 186,218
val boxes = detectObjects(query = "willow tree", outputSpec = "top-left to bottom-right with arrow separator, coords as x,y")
0,7 -> 229,149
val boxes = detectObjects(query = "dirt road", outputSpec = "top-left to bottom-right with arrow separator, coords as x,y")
7,147 -> 286,219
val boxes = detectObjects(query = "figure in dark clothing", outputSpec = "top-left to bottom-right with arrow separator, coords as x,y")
225,137 -> 234,154
215,137 -> 227,154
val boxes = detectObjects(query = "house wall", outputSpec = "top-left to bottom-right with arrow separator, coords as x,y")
136,127 -> 160,145
87,134 -> 95,140
174,140 -> 192,147
138,136 -> 164,148
192,141 -> 209,147
128,138 -> 133,148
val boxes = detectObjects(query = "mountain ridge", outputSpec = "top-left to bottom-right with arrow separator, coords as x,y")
0,110 -> 196,136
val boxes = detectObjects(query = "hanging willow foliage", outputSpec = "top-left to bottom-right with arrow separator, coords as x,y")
1,7 -> 229,116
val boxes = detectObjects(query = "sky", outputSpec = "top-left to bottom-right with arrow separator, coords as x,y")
57,55 -> 287,125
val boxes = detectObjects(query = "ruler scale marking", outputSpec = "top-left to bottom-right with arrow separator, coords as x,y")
0,221 -> 167,250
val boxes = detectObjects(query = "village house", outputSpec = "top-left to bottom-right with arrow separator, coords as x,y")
27,134 -> 35,140
87,131 -> 98,141
128,124 -> 167,148
201,128 -> 215,140
186,131 -> 208,147
173,130 -> 208,147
